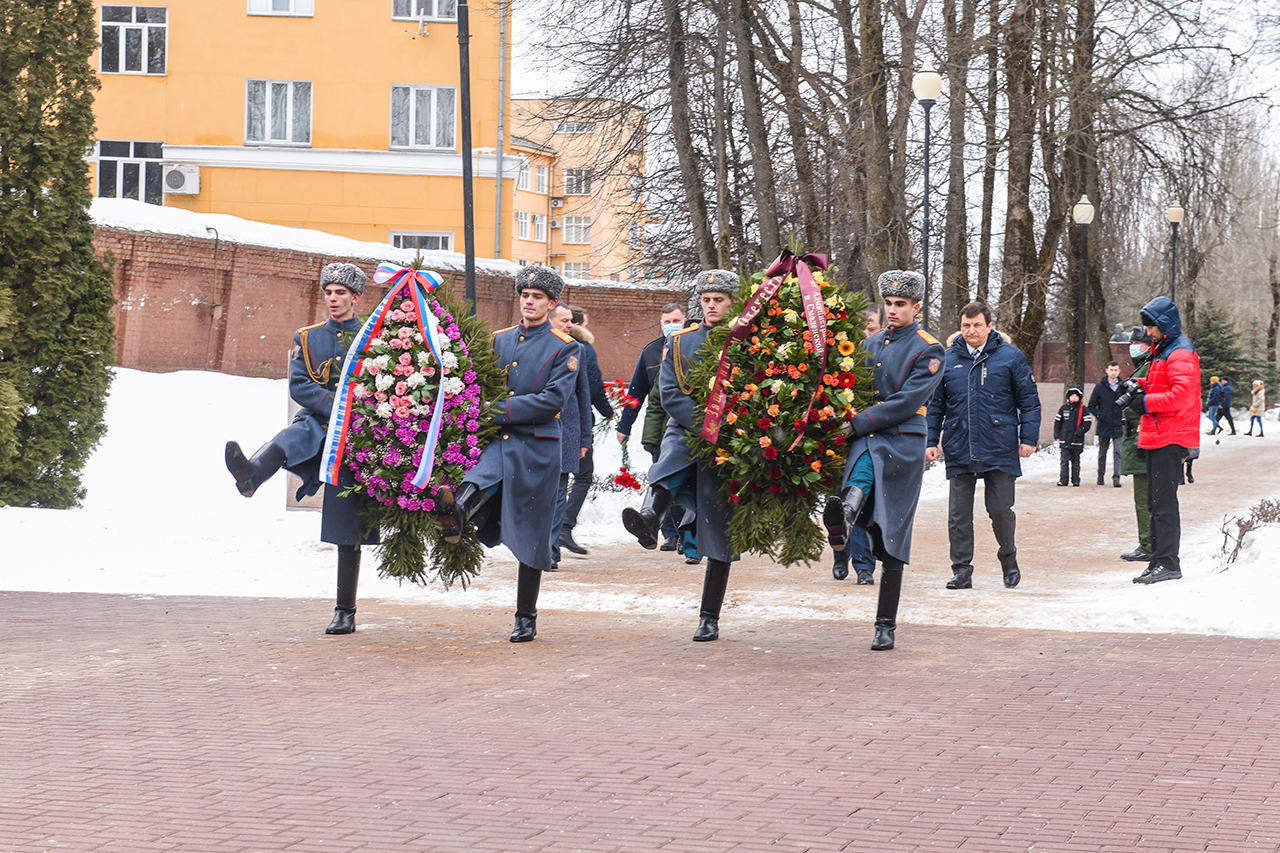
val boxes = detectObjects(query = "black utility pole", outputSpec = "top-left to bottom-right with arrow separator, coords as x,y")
458,0 -> 476,314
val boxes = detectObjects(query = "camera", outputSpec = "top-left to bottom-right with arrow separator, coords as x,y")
1115,378 -> 1143,410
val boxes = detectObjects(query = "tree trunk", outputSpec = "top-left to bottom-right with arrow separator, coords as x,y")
1269,252 -> 1279,374
712,4 -> 733,269
783,0 -> 824,252
999,0 -> 1037,354
660,0 -> 717,269
976,0 -> 1000,305
730,0 -> 782,261
1065,0 -> 1099,387
941,0 -> 976,334
860,0 -> 910,276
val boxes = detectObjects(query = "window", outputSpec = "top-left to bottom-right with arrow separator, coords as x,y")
630,175 -> 643,203
100,6 -> 166,75
248,0 -> 313,15
564,168 -> 592,196
517,163 -> 530,191
627,265 -> 640,284
390,85 -> 456,149
392,0 -> 457,19
535,165 -> 548,193
391,232 -> 453,251
246,80 -> 311,145
554,121 -> 595,134
515,211 -> 530,240
97,140 -> 164,205
562,262 -> 591,280
563,215 -> 591,244
628,221 -> 644,249
532,213 -> 546,242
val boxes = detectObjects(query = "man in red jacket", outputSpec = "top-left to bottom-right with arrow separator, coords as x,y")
1128,295 -> 1201,584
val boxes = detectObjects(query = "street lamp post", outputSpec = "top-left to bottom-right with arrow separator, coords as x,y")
1072,195 -> 1095,389
912,59 -> 942,332
1167,204 -> 1184,304
457,0 -> 477,314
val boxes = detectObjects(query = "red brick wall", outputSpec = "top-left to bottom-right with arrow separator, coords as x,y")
94,226 -> 683,381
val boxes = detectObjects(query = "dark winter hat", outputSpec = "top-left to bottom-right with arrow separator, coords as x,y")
1129,325 -> 1153,344
320,262 -> 367,295
1067,385 -> 1083,399
694,269 -> 738,296
515,265 -> 564,301
877,270 -> 925,302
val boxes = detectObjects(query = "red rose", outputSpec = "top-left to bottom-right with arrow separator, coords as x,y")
758,417 -> 772,429
769,483 -> 784,495
764,447 -> 778,459
729,494 -> 741,504
798,487 -> 809,497
794,418 -> 807,431
833,434 -> 847,446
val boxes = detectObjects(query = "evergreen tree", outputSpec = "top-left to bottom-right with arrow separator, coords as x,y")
0,0 -> 116,507
1187,302 -> 1248,396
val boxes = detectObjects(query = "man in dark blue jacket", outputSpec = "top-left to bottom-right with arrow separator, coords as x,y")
1088,362 -> 1124,486
926,302 -> 1041,590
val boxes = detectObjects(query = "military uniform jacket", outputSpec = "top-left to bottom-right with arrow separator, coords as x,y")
843,319 -> 945,565
463,318 -> 579,570
648,322 -> 736,563
269,314 -> 376,547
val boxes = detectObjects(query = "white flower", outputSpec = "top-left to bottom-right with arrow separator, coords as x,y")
375,401 -> 394,419
405,372 -> 426,388
375,373 -> 395,392
361,357 -> 380,374
371,338 -> 390,354
410,404 -> 431,416
414,333 -> 424,344
352,384 -> 372,399
839,357 -> 855,371
417,350 -> 431,365
441,351 -> 459,372
776,341 -> 794,360
374,354 -> 392,371
442,376 -> 465,397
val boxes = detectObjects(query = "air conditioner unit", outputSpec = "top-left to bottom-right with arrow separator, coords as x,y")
549,219 -> 562,229
550,198 -> 564,208
163,164 -> 200,195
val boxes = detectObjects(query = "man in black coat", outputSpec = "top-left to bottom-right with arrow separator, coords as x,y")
557,306 -> 615,556
224,262 -> 377,635
1088,361 -> 1125,487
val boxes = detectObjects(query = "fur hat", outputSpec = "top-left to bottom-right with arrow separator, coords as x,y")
320,262 -> 367,295
515,265 -> 564,301
1129,326 -> 1153,345
1067,385 -> 1083,399
694,269 -> 738,296
877,270 -> 925,302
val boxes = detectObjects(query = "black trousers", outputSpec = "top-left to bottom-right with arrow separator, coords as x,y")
1097,435 -> 1122,483
563,445 -> 595,529
1146,444 -> 1185,570
1058,446 -> 1082,485
948,470 -> 1018,573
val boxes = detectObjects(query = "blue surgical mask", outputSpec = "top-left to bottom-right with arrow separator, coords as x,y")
663,322 -> 683,336
1129,343 -> 1149,358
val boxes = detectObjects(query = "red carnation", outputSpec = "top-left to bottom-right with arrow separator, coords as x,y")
833,434 -> 847,446
764,447 -> 778,459
758,417 -> 772,429
769,483 -> 784,495
729,494 -> 741,504
794,418 -> 807,431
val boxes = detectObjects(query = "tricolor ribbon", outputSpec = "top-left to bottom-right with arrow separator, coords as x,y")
700,250 -> 830,447
321,264 -> 446,491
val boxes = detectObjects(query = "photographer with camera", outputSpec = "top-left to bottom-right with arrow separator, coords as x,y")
1122,297 -> 1201,585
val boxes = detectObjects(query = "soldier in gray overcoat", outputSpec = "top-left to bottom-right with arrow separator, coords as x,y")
225,262 -> 378,635
622,269 -> 739,642
436,266 -> 579,643
823,270 -> 945,651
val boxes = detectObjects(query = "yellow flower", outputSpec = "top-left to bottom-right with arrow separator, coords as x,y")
835,331 -> 849,343
840,357 -> 855,371
838,340 -> 856,356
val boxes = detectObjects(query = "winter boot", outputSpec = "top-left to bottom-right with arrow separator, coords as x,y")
325,549 -> 361,635
621,484 -> 674,550
871,566 -> 903,650
945,566 -> 973,590
823,486 -> 867,550
832,558 -> 849,581
510,563 -> 542,642
692,559 -> 732,642
225,440 -> 286,498
559,527 -> 588,556
436,482 -> 487,544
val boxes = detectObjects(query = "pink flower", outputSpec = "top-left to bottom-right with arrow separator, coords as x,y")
365,363 -> 379,375
395,381 -> 408,396
389,310 -> 404,322
389,338 -> 403,350
375,391 -> 387,402
395,405 -> 411,419
398,352 -> 413,366
397,327 -> 413,340
401,300 -> 414,312
421,365 -> 435,377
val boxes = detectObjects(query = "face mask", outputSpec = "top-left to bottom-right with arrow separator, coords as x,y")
1129,344 -> 1149,358
663,322 -> 683,336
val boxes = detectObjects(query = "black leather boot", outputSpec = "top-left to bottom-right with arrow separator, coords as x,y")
692,559 -> 731,642
225,440 -> 286,498
436,482 -> 486,544
945,566 -> 973,589
510,562 -> 541,642
325,549 -> 360,635
621,485 -> 673,550
823,486 -> 867,550
871,566 -> 903,650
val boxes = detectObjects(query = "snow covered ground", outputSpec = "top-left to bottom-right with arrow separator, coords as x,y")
3,368 -> 1278,640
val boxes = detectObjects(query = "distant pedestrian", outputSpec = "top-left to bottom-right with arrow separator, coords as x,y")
1088,362 -> 1124,486
1055,386 -> 1092,486
1119,327 -> 1153,563
1247,380 -> 1266,436
558,306 -> 615,556
548,304 -> 592,571
1205,376 -> 1222,435
1219,378 -> 1238,434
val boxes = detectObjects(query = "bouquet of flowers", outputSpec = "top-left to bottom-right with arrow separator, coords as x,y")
596,377 -> 645,491
321,261 -> 507,588
683,250 -> 873,565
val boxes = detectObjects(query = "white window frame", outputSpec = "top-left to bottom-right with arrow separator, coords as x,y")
391,0 -> 457,20
96,140 -> 165,205
517,163 -> 531,191
532,213 -> 547,242
564,168 -> 592,196
535,165 -> 548,193
390,231 -> 454,251
390,85 -> 457,150
562,262 -> 591,280
515,211 -> 530,240
99,6 -> 167,75
247,0 -> 313,16
563,215 -> 591,245
246,80 -> 312,146
554,121 -> 595,134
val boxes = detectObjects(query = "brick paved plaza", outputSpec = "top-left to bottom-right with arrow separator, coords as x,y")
6,590 -> 1280,852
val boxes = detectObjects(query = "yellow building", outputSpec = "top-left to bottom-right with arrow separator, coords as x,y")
509,98 -> 647,282
89,0 -> 519,255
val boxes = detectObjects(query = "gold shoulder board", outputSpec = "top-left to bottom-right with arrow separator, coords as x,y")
551,328 -> 574,343
917,329 -> 941,346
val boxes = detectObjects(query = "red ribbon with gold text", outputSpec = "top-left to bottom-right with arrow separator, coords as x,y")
700,250 -> 830,444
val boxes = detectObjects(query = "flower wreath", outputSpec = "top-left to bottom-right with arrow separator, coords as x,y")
320,262 -> 507,588
683,250 -> 874,565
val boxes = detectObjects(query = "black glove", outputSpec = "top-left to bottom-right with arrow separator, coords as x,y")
1125,393 -> 1147,415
